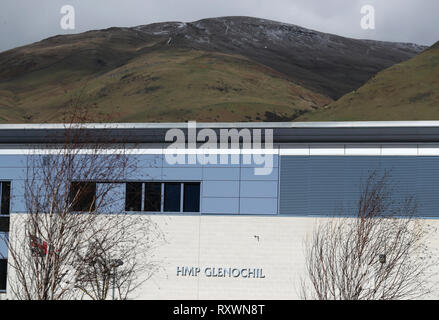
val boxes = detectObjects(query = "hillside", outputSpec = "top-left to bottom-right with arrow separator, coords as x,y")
0,16 -> 426,123
298,41 -> 439,121
0,47 -> 332,122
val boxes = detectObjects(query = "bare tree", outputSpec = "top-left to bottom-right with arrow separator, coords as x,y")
2,107 -> 164,300
301,171 -> 438,300
72,214 -> 163,300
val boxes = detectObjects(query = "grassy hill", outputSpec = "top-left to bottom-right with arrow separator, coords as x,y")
298,42 -> 439,121
0,17 -> 427,123
0,46 -> 331,122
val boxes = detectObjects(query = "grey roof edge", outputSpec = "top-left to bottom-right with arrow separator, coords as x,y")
2,121 -> 439,144
2,121 -> 439,130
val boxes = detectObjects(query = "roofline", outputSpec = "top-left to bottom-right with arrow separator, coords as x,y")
2,121 -> 439,144
2,121 -> 439,130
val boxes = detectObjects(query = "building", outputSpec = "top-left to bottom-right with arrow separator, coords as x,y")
1,121 -> 439,299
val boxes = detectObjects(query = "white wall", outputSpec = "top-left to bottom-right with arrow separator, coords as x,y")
5,210 -> 439,299
130,215 -> 439,300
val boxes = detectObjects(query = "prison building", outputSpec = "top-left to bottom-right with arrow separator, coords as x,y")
1,121 -> 439,299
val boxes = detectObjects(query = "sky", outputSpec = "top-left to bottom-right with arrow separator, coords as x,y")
0,0 -> 438,52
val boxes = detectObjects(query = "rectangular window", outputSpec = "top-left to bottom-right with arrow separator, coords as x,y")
124,182 -> 200,213
164,183 -> 181,212
125,182 -> 142,212
0,182 -> 11,215
183,183 -> 200,212
0,218 -> 9,233
145,182 -> 161,212
69,182 -> 96,212
0,259 -> 6,291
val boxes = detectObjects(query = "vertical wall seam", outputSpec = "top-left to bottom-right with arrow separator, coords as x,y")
238,152 -> 242,215
196,160 -> 205,299
196,206 -> 202,299
276,146 -> 281,215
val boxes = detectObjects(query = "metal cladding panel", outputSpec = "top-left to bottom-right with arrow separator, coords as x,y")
279,157 -> 310,215
239,198 -> 278,215
415,158 -> 439,217
202,197 -> 240,214
240,181 -> 278,198
0,155 -> 28,168
280,156 -> 439,217
203,168 -> 241,181
202,181 -> 240,198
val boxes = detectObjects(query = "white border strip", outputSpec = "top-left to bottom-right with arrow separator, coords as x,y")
1,144 -> 439,156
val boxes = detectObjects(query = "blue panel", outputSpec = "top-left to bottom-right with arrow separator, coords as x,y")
280,156 -> 392,215
341,156 -> 382,214
162,154 -> 199,168
240,167 -> 278,181
202,197 -> 239,214
0,155 -> 28,168
11,195 -> 26,212
0,233 -> 7,257
11,179 -> 25,199
162,168 -> 203,181
162,154 -> 241,168
202,181 -> 239,198
306,157 -> 350,216
380,157 -> 418,210
240,198 -> 277,215
416,158 -> 439,217
124,168 -> 162,180
279,156 -> 439,217
97,183 -> 125,213
131,154 -> 163,168
203,167 -> 240,181
279,157 -> 310,215
11,179 -> 68,213
0,167 -> 26,180
240,181 -> 278,198
240,154 -> 279,168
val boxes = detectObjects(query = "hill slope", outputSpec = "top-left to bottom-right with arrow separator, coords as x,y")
0,16 -> 426,123
140,17 -> 425,99
298,41 -> 439,121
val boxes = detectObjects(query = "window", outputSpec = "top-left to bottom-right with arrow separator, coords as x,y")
183,183 -> 200,212
0,218 -> 8,233
164,183 -> 181,212
69,182 -> 96,212
0,259 -> 6,292
124,182 -> 200,213
0,182 -> 10,215
145,183 -> 161,212
125,182 -> 142,212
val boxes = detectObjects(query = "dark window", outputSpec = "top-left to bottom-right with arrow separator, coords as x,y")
0,217 -> 9,233
183,183 -> 200,212
0,259 -> 6,291
125,183 -> 142,211
164,183 -> 181,212
145,183 -> 161,212
1,182 -> 10,215
124,182 -> 201,213
69,182 -> 96,212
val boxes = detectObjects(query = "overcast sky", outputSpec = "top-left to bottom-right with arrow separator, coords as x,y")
0,0 -> 438,52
